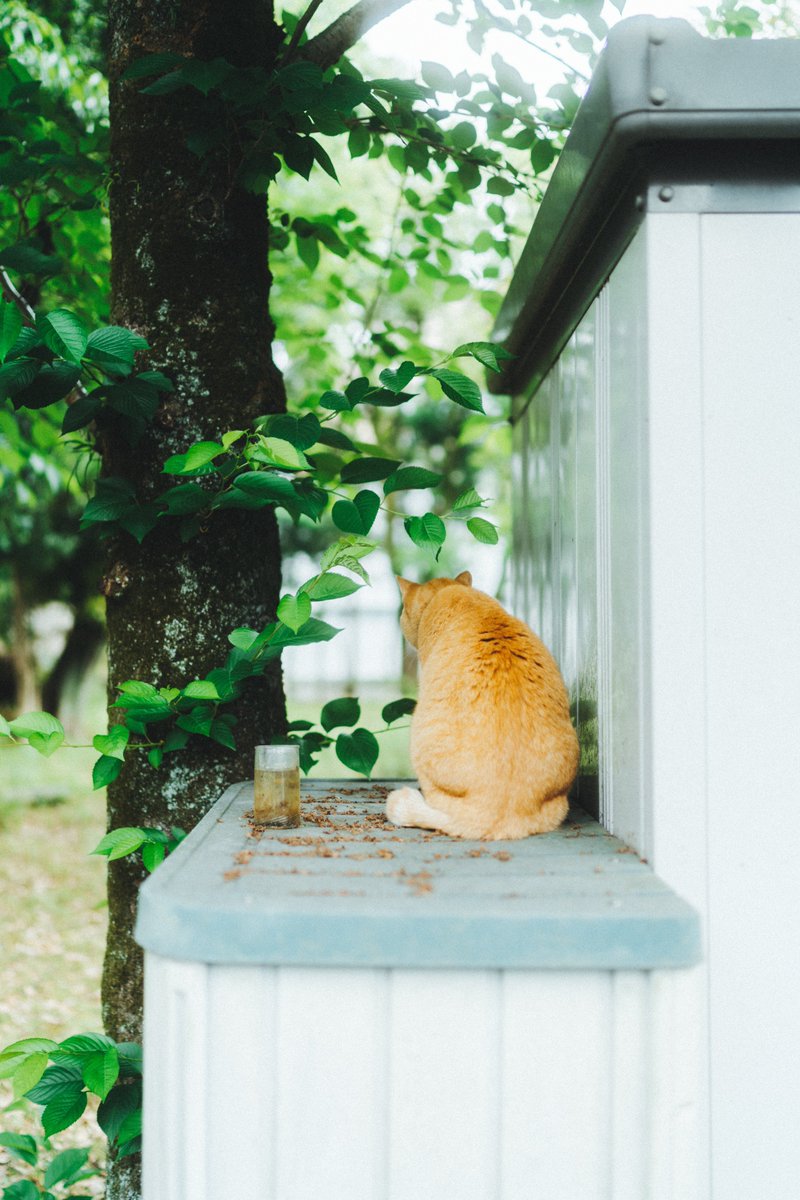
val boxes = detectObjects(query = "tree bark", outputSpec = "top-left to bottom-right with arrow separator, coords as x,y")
104,0 -> 286,1095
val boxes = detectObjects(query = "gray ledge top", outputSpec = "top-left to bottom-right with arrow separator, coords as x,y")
492,16 -> 800,397
135,779 -> 701,970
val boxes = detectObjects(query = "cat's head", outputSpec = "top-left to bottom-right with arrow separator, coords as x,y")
395,571 -> 472,646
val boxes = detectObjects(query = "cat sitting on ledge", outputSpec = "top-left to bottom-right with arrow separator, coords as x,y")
387,572 -> 579,840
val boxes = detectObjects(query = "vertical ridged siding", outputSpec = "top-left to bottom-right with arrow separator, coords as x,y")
143,956 -> 702,1200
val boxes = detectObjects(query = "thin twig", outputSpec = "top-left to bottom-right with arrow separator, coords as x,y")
284,0 -> 328,63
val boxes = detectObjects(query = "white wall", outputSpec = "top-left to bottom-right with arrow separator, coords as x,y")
513,210 -> 800,1199
143,956 -> 703,1200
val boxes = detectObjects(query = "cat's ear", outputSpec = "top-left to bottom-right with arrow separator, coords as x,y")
455,571 -> 473,587
396,575 -> 414,600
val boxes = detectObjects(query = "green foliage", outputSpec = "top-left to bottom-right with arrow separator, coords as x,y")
91,826 -> 186,872
288,692 -> 415,775
0,1031 -> 142,1170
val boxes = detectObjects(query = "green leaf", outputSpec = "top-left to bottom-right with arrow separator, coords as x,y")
421,61 -> 454,91
92,827 -> 145,860
383,466 -> 442,496
320,696 -> 360,732
277,592 -> 312,634
118,1108 -> 143,1145
13,361 -> 82,410
231,471 -> 296,503
332,489 -> 381,536
92,754 -> 124,790
487,175 -> 516,197
430,368 -> 484,412
160,483 -> 209,516
1,1181 -> 39,1200
36,308 -> 88,364
0,1132 -> 37,1166
12,1051 -> 49,1098
81,1047 -> 119,1101
0,1037 -> 58,1069
0,300 -> 22,361
254,437 -> 310,471
163,440 -> 225,476
452,341 -> 514,373
97,1079 -> 142,1144
80,477 -> 136,525
0,714 -> 11,738
299,572 -> 361,602
85,326 -> 148,371
54,1032 -> 114,1060
348,125 -> 370,158
259,618 -> 341,656
118,680 -> 159,700
381,697 -> 417,725
62,391 -> 101,433
453,487 -> 484,511
0,357 -> 39,402
340,456 -> 399,484
450,120 -> 477,149
336,728 -> 379,777
44,1147 -> 91,1190
296,234 -> 320,272
379,360 -> 416,394
228,627 -> 258,652
0,242 -> 60,277
182,680 -> 221,700
467,516 -> 499,544
92,725 -> 130,761
8,711 -> 64,757
318,389 -> 351,412
266,413 -> 322,451
117,1043 -> 144,1077
404,512 -> 446,553
42,1090 -> 87,1139
24,1061 -> 83,1104
530,137 -> 557,174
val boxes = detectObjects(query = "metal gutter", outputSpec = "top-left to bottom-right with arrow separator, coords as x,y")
492,16 -> 800,402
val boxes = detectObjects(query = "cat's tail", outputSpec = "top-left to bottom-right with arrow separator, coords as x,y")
386,786 -> 569,841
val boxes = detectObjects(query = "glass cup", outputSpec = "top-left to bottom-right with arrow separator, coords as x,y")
253,744 -> 301,827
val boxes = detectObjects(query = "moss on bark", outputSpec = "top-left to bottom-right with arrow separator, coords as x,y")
104,0 -> 286,1072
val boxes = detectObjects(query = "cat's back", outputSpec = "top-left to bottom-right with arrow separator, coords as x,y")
417,583 -> 573,715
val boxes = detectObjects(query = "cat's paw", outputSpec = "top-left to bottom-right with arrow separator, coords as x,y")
386,787 -> 425,827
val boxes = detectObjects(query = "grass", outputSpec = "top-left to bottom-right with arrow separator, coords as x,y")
0,746 -> 107,1196
0,746 -> 107,1048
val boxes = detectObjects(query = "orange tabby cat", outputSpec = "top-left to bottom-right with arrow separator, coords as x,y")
386,572 -> 579,840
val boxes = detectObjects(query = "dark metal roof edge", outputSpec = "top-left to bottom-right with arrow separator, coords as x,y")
492,16 -> 800,397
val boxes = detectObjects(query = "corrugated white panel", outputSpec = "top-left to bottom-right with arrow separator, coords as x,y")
699,213 -> 800,1200
274,967 -> 388,1198
643,214 -> 709,907
606,231 -> 650,855
500,971 -> 611,1199
143,957 -> 210,1200
143,957 -> 702,1200
206,967 -> 278,1200
387,970 -> 500,1199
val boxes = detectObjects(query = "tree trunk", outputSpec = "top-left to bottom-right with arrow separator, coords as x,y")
41,610 -> 105,718
10,565 -> 39,713
104,6 -> 286,1190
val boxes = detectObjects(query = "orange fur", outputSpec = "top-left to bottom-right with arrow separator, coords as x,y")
386,572 -> 579,840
